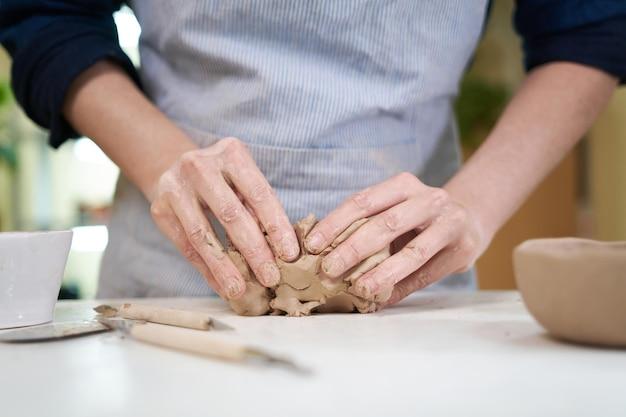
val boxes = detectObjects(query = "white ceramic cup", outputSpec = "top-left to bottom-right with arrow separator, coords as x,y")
0,230 -> 73,329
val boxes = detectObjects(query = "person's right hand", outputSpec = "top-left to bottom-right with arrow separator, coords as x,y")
149,137 -> 300,299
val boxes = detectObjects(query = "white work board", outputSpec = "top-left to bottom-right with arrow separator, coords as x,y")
1,291 -> 624,417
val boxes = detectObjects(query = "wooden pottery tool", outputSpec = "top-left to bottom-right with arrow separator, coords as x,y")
98,317 -> 311,375
94,303 -> 232,330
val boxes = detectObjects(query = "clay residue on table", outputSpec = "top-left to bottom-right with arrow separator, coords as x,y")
227,214 -> 393,317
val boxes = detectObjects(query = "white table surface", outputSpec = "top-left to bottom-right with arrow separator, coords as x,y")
1,291 -> 624,417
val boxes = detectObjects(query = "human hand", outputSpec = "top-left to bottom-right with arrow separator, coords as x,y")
304,172 -> 490,307
149,138 -> 300,299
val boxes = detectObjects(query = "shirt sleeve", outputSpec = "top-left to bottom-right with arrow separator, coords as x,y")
514,0 -> 626,84
0,0 -> 140,148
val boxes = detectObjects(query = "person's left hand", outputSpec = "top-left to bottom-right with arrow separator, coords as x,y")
304,172 -> 491,307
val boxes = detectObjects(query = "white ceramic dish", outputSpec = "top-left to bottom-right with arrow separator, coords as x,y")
514,238 -> 626,347
0,230 -> 73,329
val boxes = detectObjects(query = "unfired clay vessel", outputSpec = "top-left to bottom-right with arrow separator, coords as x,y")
514,238 -> 626,347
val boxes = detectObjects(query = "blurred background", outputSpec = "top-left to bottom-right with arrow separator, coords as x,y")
0,1 -> 625,299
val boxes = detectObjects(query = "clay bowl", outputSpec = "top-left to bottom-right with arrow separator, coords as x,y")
513,238 -> 626,347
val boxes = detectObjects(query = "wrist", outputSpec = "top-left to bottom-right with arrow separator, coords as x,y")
444,181 -> 498,250
140,138 -> 198,202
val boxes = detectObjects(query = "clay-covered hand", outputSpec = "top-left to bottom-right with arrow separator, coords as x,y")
149,138 -> 300,299
304,172 -> 489,307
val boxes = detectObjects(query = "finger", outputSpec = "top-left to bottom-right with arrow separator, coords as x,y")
235,189 -> 262,228
243,200 -> 260,226
151,201 -> 226,298
321,195 -> 443,278
167,191 -> 247,299
188,169 -> 281,288
352,220 -> 459,298
305,172 -> 426,254
221,141 -> 299,261
385,249 -> 457,306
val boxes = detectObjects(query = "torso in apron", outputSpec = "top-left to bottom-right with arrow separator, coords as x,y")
97,0 -> 488,297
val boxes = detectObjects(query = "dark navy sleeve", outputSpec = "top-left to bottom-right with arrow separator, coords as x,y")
514,0 -> 626,84
0,0 -> 140,148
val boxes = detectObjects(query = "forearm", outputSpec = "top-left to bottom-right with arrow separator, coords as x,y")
63,60 -> 301,296
63,60 -> 197,201
445,62 -> 618,241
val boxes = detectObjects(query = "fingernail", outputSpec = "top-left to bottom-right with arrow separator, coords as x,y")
306,232 -> 323,253
226,280 -> 244,299
260,262 -> 281,287
281,235 -> 299,259
322,255 -> 345,277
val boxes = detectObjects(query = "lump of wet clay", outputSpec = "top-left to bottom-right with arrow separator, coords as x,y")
228,214 -> 393,317
513,238 -> 626,347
